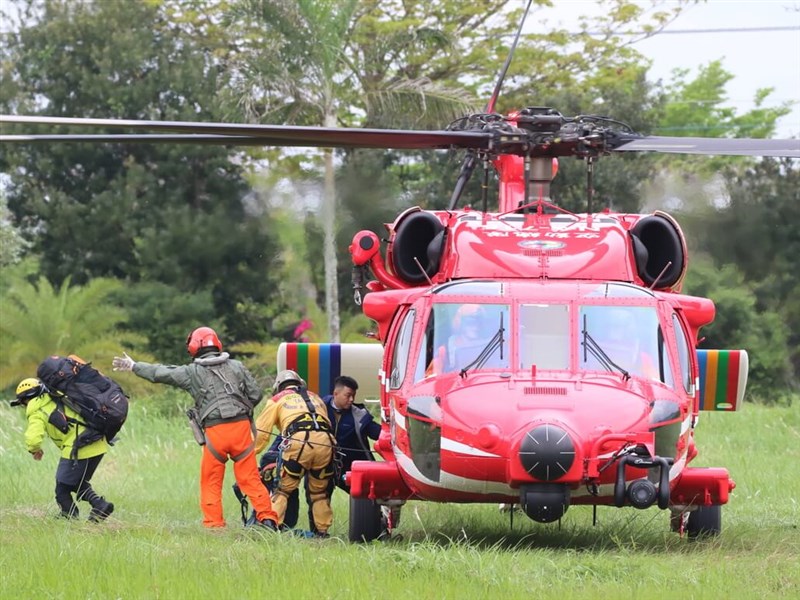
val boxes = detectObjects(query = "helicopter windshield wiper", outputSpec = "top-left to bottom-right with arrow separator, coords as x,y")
581,317 -> 630,381
459,315 -> 505,378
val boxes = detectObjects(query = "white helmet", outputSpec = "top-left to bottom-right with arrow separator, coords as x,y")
273,369 -> 305,393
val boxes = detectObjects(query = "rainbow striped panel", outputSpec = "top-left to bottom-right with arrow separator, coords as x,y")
697,349 -> 748,411
282,343 -> 342,397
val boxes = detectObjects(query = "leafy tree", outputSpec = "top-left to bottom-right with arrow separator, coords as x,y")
658,60 -> 791,140
682,255 -> 793,404
0,194 -> 29,267
112,282 -> 219,366
698,158 -> 800,389
0,0 -> 287,345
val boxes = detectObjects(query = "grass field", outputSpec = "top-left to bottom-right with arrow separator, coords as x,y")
1,396 -> 798,599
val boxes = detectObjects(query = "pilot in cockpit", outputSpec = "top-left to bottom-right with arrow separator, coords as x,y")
447,304 -> 492,371
591,307 -> 659,380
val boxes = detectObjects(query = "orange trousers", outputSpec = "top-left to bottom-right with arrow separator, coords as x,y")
201,420 -> 278,528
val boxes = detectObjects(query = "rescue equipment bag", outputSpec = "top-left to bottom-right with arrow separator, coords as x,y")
37,355 -> 129,446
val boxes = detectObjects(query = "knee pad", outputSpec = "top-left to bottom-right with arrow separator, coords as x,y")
308,465 -> 334,480
281,459 -> 303,479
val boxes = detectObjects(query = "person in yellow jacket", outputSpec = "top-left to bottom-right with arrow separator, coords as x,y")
255,370 -> 335,537
11,378 -> 114,521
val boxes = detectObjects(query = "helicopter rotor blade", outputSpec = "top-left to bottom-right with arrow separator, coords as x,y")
0,134 -> 300,145
612,135 -> 800,158
3,115 -> 798,158
0,115 -> 491,150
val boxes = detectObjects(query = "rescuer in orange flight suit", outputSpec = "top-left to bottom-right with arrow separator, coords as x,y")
255,370 -> 335,537
113,327 -> 279,530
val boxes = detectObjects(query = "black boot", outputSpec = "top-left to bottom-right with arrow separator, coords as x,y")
253,518 -> 277,532
88,497 -> 114,522
79,486 -> 114,522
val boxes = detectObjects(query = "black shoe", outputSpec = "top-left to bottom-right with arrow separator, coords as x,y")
254,518 -> 277,532
88,498 -> 114,522
313,531 -> 330,539
59,509 -> 79,520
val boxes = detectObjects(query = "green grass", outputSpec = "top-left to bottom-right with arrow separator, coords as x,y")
1,399 -> 798,599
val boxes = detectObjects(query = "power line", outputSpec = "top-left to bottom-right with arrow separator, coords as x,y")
632,26 -> 799,35
521,25 -> 799,37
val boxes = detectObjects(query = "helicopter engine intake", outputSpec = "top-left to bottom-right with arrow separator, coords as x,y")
390,209 -> 445,284
630,212 -> 687,290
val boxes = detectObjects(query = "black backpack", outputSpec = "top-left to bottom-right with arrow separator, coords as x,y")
37,355 -> 129,449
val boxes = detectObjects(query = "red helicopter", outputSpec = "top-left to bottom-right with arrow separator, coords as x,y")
2,5 -> 799,545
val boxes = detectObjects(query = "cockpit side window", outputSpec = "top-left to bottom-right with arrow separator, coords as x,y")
414,311 -> 437,383
519,304 -> 570,370
673,313 -> 693,393
389,309 -> 415,390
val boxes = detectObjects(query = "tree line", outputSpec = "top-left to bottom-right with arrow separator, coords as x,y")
0,0 -> 797,402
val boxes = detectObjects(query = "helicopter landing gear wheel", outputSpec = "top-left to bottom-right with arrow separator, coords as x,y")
686,504 -> 722,538
349,496 -> 382,543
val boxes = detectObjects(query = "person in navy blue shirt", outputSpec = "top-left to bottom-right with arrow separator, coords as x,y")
324,375 -> 399,537
323,375 -> 381,494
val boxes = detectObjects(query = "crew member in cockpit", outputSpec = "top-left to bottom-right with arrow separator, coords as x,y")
447,304 -> 491,371
595,308 -> 659,380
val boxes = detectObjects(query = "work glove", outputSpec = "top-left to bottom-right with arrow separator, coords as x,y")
260,462 -> 277,486
112,352 -> 136,372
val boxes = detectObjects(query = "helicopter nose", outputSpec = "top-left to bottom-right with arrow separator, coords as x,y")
519,423 -> 576,482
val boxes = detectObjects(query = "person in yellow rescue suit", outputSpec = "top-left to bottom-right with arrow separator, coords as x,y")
254,370 -> 335,537
112,326 -> 279,530
11,378 -> 114,521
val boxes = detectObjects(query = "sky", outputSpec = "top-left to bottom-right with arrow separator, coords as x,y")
534,0 -> 800,138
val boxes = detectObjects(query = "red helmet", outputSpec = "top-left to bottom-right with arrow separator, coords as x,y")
452,304 -> 485,330
186,326 -> 222,357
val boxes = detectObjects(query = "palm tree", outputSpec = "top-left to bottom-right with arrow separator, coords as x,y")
0,276 -> 142,390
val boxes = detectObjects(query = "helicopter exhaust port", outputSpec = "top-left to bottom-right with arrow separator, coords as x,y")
519,483 -> 570,523
613,454 -> 674,510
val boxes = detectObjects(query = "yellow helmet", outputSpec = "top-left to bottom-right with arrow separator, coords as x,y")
12,378 -> 46,406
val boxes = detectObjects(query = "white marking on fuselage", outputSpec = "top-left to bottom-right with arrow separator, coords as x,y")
395,452 -> 515,495
440,437 -> 500,458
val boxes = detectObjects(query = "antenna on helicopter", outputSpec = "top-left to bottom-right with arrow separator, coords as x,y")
447,0 -> 534,211
412,256 -> 434,286
648,261 -> 674,291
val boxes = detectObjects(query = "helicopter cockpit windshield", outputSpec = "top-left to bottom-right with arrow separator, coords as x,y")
414,301 -> 511,380
578,305 -> 673,383
410,281 -> 675,385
